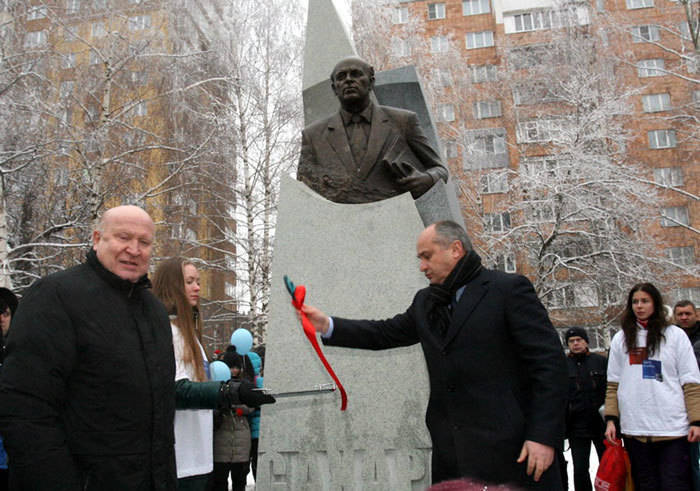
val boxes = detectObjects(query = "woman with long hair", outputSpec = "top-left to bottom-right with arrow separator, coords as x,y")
604,282 -> 700,490
153,257 -> 211,490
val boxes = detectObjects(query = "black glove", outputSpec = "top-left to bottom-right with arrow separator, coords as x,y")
219,380 -> 275,408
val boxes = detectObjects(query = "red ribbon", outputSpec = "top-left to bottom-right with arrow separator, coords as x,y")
291,285 -> 347,411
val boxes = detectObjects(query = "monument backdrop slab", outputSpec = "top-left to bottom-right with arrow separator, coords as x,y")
257,176 -> 432,490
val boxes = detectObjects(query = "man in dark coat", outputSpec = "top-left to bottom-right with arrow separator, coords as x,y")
564,327 -> 607,491
302,220 -> 567,488
297,56 -> 448,204
0,206 -> 272,491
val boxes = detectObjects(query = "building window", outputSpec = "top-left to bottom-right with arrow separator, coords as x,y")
654,167 -> 683,187
471,64 -> 498,83
444,140 -> 459,158
93,0 -> 107,9
23,30 -> 47,48
475,133 -> 506,155
661,206 -> 689,227
673,287 -> 700,303
667,246 -> 695,265
516,119 -> 563,143
480,172 -> 508,193
128,15 -> 151,31
84,107 -> 99,123
62,53 -> 76,69
648,129 -> 677,149
393,6 -> 409,24
392,38 -> 411,57
89,50 -> 100,65
473,100 -> 502,119
507,44 -> 550,70
513,82 -> 559,105
642,93 -> 671,112
58,108 -> 72,125
430,35 -> 449,53
637,58 -> 665,77
548,284 -> 599,309
134,101 -> 147,116
484,212 -> 511,233
66,0 -> 79,13
432,68 -> 452,87
494,253 -> 517,273
59,80 -> 74,98
513,12 -> 549,32
626,0 -> 653,8
631,25 -> 660,42
428,2 -> 446,19
27,6 -> 47,19
437,103 -> 455,122
129,70 -> 147,85
92,22 -> 106,37
463,0 -> 490,15
466,31 -> 494,49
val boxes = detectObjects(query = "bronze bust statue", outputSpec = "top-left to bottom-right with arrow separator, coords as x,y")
297,56 -> 449,204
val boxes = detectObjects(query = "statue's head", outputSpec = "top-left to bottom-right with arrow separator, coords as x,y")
330,56 -> 375,112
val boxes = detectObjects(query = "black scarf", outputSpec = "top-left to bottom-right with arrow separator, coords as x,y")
426,250 -> 483,338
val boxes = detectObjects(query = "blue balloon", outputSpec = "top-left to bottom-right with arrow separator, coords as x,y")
230,328 -> 253,355
210,360 -> 231,382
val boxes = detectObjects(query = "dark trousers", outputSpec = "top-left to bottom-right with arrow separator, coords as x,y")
624,436 -> 692,491
250,438 -> 259,480
177,473 -> 210,491
210,462 -> 248,491
569,436 -> 605,491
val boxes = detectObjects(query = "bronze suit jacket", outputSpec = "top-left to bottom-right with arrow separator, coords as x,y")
297,104 -> 448,204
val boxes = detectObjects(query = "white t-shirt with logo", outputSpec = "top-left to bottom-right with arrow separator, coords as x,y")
607,324 -> 700,437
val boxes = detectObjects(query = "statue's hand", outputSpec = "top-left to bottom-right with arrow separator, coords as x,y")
396,166 -> 433,198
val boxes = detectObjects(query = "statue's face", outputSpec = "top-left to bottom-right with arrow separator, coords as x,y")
331,60 -> 374,108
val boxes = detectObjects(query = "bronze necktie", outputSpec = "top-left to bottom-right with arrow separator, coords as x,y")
349,115 -> 367,167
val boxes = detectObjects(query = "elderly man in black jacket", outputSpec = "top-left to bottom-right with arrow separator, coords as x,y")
0,205 -> 271,491
302,220 -> 567,488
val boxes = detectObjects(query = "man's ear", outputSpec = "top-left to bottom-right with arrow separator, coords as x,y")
92,230 -> 100,250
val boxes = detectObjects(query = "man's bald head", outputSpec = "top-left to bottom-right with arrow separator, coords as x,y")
330,56 -> 375,82
93,205 -> 155,282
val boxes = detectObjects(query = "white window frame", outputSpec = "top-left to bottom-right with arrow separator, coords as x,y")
92,21 -> 106,37
59,80 -> 74,98
642,93 -> 671,112
438,103 -> 455,122
134,101 -> 147,116
89,50 -> 100,65
62,53 -> 76,69
494,253 -> 517,273
471,64 -> 498,83
432,68 -> 452,87
444,140 -> 459,159
480,172 -> 508,193
66,0 -> 79,13
27,6 -> 47,19
484,212 -> 511,233
673,288 -> 700,304
654,167 -> 683,187
392,38 -> 411,57
474,133 -> 506,155
516,119 -> 563,143
463,0 -> 490,15
430,35 -> 449,53
473,100 -> 502,119
23,30 -> 47,48
648,129 -> 677,149
626,0 -> 653,9
632,25 -> 660,43
428,2 -> 446,19
393,6 -> 409,24
466,30 -> 494,49
661,206 -> 689,227
128,15 -> 151,31
667,246 -> 695,265
637,58 -> 665,77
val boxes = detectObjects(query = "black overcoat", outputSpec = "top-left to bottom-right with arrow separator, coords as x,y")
0,250 -> 176,490
327,268 -> 567,487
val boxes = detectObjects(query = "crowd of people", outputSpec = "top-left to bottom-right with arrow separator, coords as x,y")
0,205 -> 697,491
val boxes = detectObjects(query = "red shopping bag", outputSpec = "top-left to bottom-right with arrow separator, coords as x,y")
594,439 -> 632,491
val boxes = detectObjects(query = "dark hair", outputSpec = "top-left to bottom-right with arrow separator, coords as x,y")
674,300 -> 696,311
621,282 -> 667,355
152,257 -> 207,381
0,288 -> 18,316
432,221 -> 473,252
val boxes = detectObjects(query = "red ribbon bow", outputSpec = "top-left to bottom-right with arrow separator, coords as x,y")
290,285 -> 347,411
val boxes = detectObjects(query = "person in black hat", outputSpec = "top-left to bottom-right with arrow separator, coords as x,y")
564,327 -> 607,491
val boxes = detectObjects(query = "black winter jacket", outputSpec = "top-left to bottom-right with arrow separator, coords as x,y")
0,250 -> 177,491
566,351 -> 607,439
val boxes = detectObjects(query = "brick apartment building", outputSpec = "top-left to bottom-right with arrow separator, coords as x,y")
356,0 -> 698,347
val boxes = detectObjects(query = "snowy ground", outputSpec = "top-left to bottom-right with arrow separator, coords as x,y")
241,442 -> 600,490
